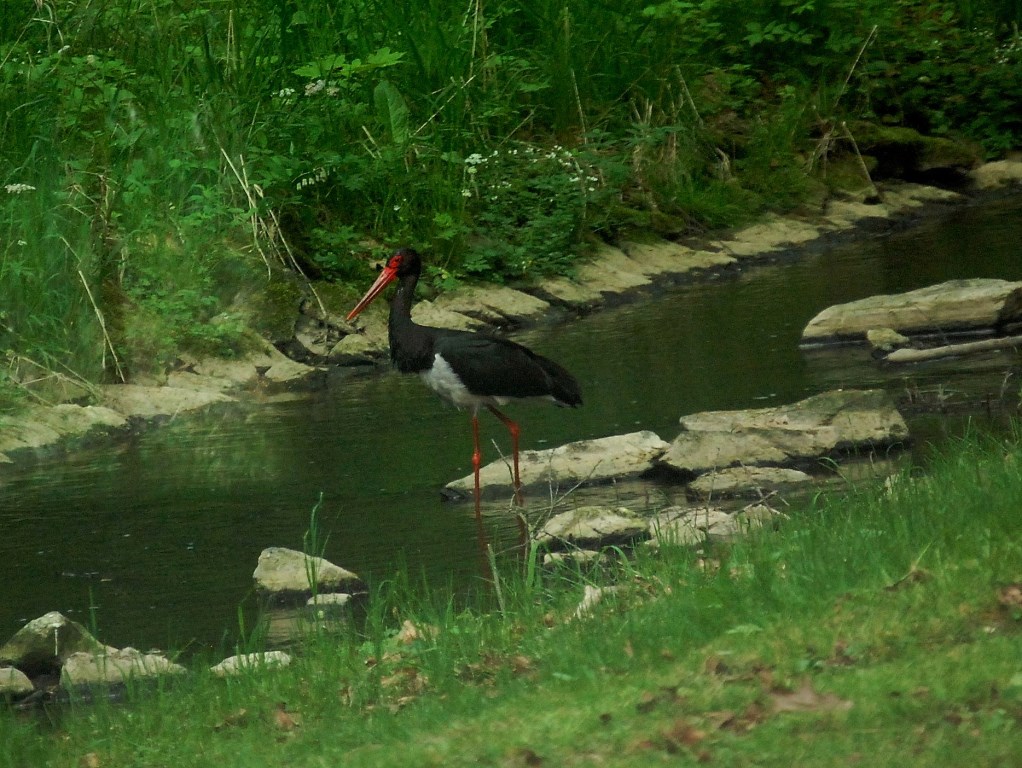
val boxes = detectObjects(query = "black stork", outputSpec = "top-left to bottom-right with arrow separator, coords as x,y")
346,247 -> 582,554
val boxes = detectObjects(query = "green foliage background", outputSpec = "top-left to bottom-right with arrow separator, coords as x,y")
1,0 -> 1020,391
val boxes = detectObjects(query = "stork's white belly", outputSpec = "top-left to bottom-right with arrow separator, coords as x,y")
420,354 -> 509,410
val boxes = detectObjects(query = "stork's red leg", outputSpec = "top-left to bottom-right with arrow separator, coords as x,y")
487,405 -> 529,550
471,411 -> 488,556
487,405 -> 522,504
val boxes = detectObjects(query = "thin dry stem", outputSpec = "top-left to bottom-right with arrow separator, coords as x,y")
73,264 -> 125,383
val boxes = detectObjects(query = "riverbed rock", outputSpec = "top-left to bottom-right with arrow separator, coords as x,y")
866,327 -> 912,354
687,465 -> 815,499
849,123 -> 980,181
432,285 -> 552,327
648,503 -> 780,546
714,215 -> 827,257
658,389 -> 908,476
0,404 -> 127,461
648,507 -> 724,546
328,331 -> 388,365
970,158 -> 1022,189
0,612 -> 108,677
801,279 -> 1022,345
100,383 -> 235,419
0,666 -> 34,698
412,300 -> 489,332
536,506 -> 648,549
573,584 -> 622,620
527,275 -> 607,308
179,337 -> 325,392
573,243 -> 654,293
445,430 -> 669,497
292,314 -> 342,360
60,647 -> 186,688
210,651 -> 292,677
618,240 -> 738,274
253,547 -> 363,602
542,549 -> 610,568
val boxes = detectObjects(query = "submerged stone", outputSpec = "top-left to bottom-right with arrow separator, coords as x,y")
253,547 -> 362,602
60,647 -> 186,688
801,279 -> 1022,344
210,651 -> 292,677
536,505 -> 649,549
0,611 -> 107,677
445,430 -> 669,497
659,389 -> 908,475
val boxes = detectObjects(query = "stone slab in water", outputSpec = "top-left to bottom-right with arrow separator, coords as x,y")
658,389 -> 908,475
619,240 -> 737,274
536,505 -> 649,549
0,666 -> 34,698
648,503 -> 779,546
253,547 -> 362,601
432,285 -> 552,325
445,430 -> 669,497
0,611 -> 108,677
0,404 -> 126,462
60,647 -> 186,688
210,650 -> 291,677
101,384 -> 234,419
688,465 -> 815,498
801,278 -> 1022,344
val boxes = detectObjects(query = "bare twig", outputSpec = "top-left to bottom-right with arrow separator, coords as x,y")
73,265 -> 126,383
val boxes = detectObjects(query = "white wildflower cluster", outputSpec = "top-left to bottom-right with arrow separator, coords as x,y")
4,183 -> 36,194
277,80 -> 341,105
460,144 -> 603,203
295,166 -> 328,191
995,36 -> 1020,65
303,79 -> 341,97
461,153 -> 488,197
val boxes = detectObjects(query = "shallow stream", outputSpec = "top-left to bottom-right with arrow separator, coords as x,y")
3,194 -> 1021,653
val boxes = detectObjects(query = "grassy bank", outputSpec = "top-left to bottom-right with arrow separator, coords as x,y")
3,1 -> 1022,399
3,428 -> 1021,766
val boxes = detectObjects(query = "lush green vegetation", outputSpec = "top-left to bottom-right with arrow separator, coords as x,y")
3,429 -> 1021,765
3,0 -> 1021,394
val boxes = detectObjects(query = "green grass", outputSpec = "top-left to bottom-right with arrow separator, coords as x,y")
3,428 -> 1021,766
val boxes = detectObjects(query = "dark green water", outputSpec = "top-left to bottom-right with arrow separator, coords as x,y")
2,195 -> 1021,653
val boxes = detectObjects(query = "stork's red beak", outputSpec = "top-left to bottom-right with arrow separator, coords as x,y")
346,263 -> 399,321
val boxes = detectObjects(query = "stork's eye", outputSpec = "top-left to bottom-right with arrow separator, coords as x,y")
389,255 -> 403,269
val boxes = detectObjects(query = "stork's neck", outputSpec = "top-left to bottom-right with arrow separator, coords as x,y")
388,274 -> 416,325
387,274 -> 434,373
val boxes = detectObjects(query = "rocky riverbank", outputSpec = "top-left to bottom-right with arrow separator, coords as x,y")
3,159 -> 1021,468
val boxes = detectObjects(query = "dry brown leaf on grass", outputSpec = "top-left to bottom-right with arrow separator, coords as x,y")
79,753 -> 101,768
397,619 -> 438,644
705,701 -> 768,733
380,666 -> 429,698
635,685 -> 681,714
507,746 -> 544,766
996,583 -> 1022,611
272,702 -> 301,732
770,679 -> 853,714
662,719 -> 707,749
632,720 -> 710,759
703,653 -> 774,685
